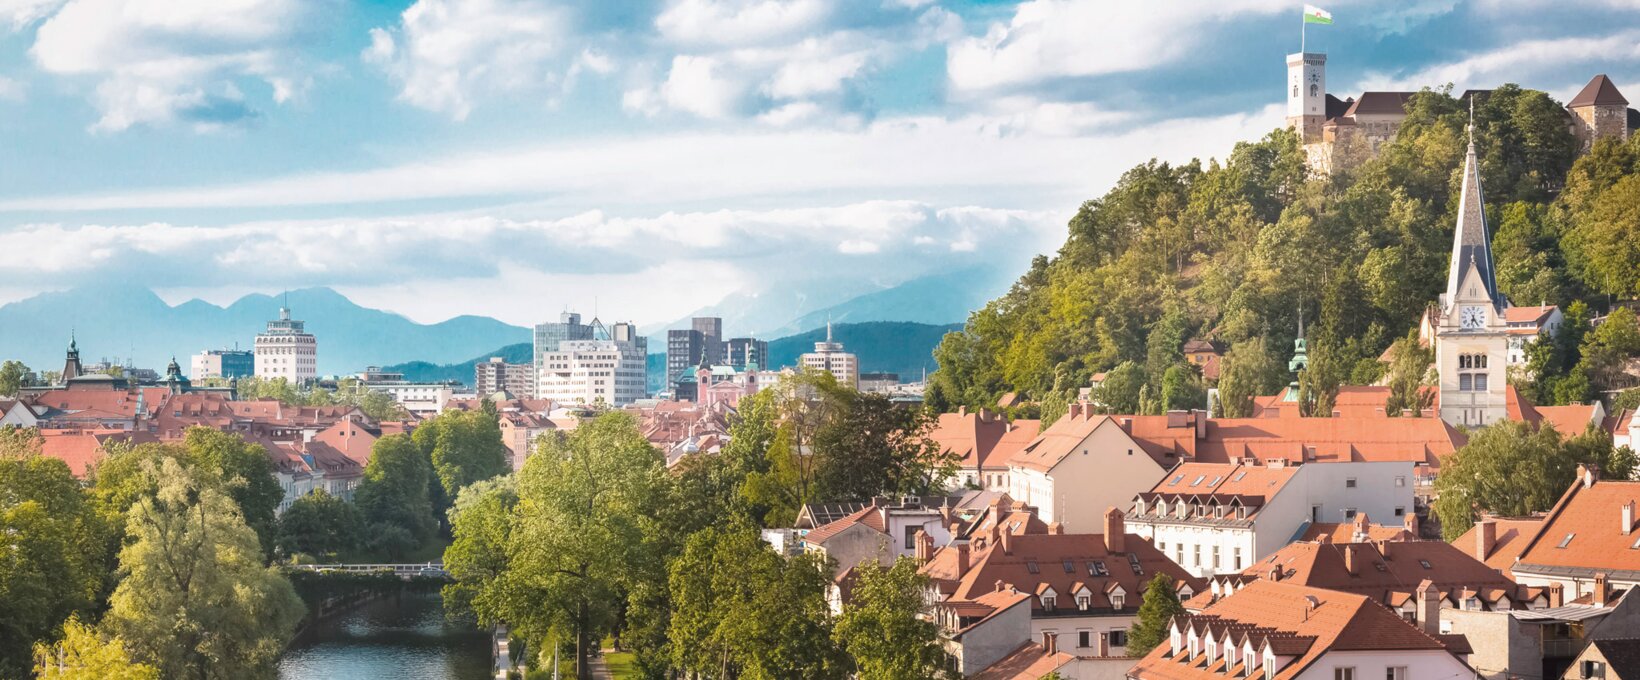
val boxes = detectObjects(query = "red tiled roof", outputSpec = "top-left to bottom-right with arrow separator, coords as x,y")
1503,305 -> 1557,325
933,530 -> 1203,615
1240,540 -> 1529,610
1119,413 -> 1459,467
1011,412 -> 1173,472
970,641 -> 1072,680
804,505 -> 888,545
311,417 -> 379,467
1451,516 -> 1545,574
1129,580 -> 1459,680
1251,385 -> 1438,419
1298,514 -> 1414,543
1514,475 -> 1640,577
37,429 -> 159,477
928,410 -> 1040,471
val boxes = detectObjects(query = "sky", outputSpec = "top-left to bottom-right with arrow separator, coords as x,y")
3,0 -> 1639,327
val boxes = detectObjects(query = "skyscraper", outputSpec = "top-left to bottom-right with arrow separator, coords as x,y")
667,316 -> 724,385
800,323 -> 858,389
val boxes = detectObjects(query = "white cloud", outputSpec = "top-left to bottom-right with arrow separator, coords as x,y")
655,0 -> 832,48
0,201 -> 1056,325
657,55 -> 746,118
1358,30 -> 1640,98
0,0 -> 64,29
364,0 -> 575,120
26,0 -> 309,131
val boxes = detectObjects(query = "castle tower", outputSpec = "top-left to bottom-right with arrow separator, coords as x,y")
1567,74 -> 1630,152
1435,114 -> 1510,427
1286,52 -> 1327,144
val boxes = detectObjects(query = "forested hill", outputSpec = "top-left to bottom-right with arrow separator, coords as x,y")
927,85 -> 1640,418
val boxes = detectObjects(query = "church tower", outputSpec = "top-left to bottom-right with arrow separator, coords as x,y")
1286,51 -> 1327,144
1435,114 -> 1511,427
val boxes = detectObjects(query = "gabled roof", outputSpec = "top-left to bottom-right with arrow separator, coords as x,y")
1345,91 -> 1415,117
1010,411 -> 1171,472
1569,75 -> 1629,107
1243,539 -> 1529,609
1514,474 -> 1640,578
1503,305 -> 1557,325
932,530 -> 1203,614
803,505 -> 888,545
1123,413 -> 1460,467
1587,638 -> 1640,677
1298,514 -> 1414,543
1130,580 -> 1462,680
1452,515 -> 1546,574
971,640 -> 1073,679
927,409 -> 1040,471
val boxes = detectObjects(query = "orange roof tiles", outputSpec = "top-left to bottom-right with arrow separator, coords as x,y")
36,429 -> 156,477
1514,475 -> 1640,578
970,641 -> 1072,680
1239,540 -> 1529,609
1011,411 -> 1173,473
933,530 -> 1203,615
1503,305 -> 1557,324
803,505 -> 888,545
1298,515 -> 1414,543
928,410 -> 1040,472
1129,580 -> 1460,680
1120,414 -> 1460,467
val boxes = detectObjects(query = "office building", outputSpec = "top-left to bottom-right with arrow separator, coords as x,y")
799,323 -> 858,389
192,349 -> 255,380
254,304 -> 317,383
537,320 -> 648,406
475,357 -> 534,397
667,316 -> 724,385
722,337 -> 768,369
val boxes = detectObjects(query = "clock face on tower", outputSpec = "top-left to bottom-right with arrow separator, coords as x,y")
1460,306 -> 1487,329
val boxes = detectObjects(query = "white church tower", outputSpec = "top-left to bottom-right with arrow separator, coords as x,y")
1435,113 -> 1510,427
1286,51 -> 1326,144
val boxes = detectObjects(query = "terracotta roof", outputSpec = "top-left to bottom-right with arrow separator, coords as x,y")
1251,385 -> 1438,419
930,529 -> 1204,615
1011,412 -> 1173,473
1299,515 -> 1415,543
1607,408 -> 1638,436
950,589 -> 1034,638
1451,515 -> 1546,574
311,417 -> 379,467
1239,540 -> 1530,610
1503,305 -> 1557,325
1119,413 -> 1459,467
927,410 -> 1040,471
1514,475 -> 1640,579
1129,580 -> 1461,680
36,429 -> 157,477
803,505 -> 888,545
1569,75 -> 1629,107
970,641 -> 1072,680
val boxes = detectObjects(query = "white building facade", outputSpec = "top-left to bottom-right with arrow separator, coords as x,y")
254,306 -> 317,383
536,321 -> 648,406
800,323 -> 859,389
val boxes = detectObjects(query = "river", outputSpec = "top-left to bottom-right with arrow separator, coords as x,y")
278,591 -> 494,680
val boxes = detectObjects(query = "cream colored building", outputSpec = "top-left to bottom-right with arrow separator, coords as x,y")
800,323 -> 859,389
1434,125 -> 1511,427
254,305 -> 317,384
1006,404 -> 1171,532
535,321 -> 648,406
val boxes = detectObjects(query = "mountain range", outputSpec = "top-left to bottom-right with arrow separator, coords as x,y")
0,286 -> 530,376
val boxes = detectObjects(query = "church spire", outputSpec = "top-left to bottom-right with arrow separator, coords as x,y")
1443,97 -> 1504,312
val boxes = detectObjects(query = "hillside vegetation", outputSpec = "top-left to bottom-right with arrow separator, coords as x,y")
928,85 -> 1640,418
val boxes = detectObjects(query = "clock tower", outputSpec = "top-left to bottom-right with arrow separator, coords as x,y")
1435,117 -> 1510,427
1286,52 -> 1327,144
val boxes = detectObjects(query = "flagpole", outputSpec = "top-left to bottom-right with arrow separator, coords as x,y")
1301,13 -> 1306,53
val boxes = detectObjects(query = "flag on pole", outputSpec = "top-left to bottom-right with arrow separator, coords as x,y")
1303,5 -> 1333,24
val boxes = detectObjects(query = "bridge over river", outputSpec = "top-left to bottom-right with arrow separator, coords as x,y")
287,562 -> 452,580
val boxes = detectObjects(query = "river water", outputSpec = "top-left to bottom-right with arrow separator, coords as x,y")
278,591 -> 494,680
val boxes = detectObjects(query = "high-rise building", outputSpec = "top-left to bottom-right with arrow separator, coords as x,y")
475,357 -> 534,397
722,337 -> 768,369
254,304 -> 317,383
533,312 -> 594,398
192,349 -> 255,380
666,316 -> 724,385
800,323 -> 859,389
537,320 -> 649,406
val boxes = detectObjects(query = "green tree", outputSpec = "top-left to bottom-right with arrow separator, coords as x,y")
833,560 -> 952,680
1159,363 -> 1206,412
668,526 -> 845,679
1384,331 -> 1435,417
276,490 -> 362,560
413,408 -> 511,504
441,475 -> 517,620
1214,338 -> 1282,418
1127,574 -> 1185,657
813,389 -> 956,501
1093,361 -> 1145,414
354,434 -> 437,559
1432,421 -> 1634,540
741,373 -> 844,527
466,413 -> 666,679
1297,339 -> 1341,418
105,458 -> 303,680
1567,174 -> 1640,298
0,360 -> 30,396
0,432 -> 112,678
179,428 -> 284,555
33,616 -> 158,680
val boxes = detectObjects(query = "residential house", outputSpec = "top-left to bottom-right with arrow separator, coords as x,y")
1128,460 -> 1417,577
1443,583 -> 1640,680
36,429 -> 158,477
1499,467 -> 1640,596
928,407 -> 1040,492
1561,636 -> 1640,680
1454,515 -> 1549,577
1126,579 -> 1475,680
1007,404 -> 1175,531
1506,305 -> 1565,366
802,497 -> 959,573
1608,408 -> 1639,449
922,507 -> 1203,659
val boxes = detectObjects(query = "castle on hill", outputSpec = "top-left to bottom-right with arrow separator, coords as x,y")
1286,51 -> 1637,172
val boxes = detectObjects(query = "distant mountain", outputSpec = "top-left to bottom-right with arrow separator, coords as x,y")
382,343 -> 533,384
765,321 -> 960,382
643,266 -> 1013,343
0,285 -> 530,376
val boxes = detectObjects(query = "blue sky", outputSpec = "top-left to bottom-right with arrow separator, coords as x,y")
2,0 -> 1639,327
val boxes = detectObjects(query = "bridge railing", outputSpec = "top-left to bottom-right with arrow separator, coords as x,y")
288,563 -> 449,578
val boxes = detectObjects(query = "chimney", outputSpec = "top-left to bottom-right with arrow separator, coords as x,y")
1579,464 -> 1599,488
995,579 -> 1005,593
1104,507 -> 1127,553
1416,579 -> 1440,636
938,505 -> 953,529
1195,409 -> 1207,438
1476,518 -> 1496,561
1304,595 -> 1321,618
1167,410 -> 1189,429
1377,539 -> 1392,561
1595,573 -> 1609,607
956,543 -> 971,578
978,407 -> 994,422
1042,632 -> 1058,657
1268,566 -> 1282,582
914,529 -> 933,565
1000,528 -> 1014,555
1624,502 -> 1635,536
958,406 -> 968,417
1344,546 -> 1357,576
1048,521 -> 1064,535
1405,512 -> 1421,538
1548,583 -> 1564,608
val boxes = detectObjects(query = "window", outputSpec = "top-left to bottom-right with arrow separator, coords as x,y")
1234,548 -> 1243,570
1558,533 -> 1576,549
1345,478 -> 1357,488
1042,595 -> 1056,611
1063,560 -> 1074,573
1169,475 -> 1184,486
904,526 -> 919,549
1112,593 -> 1125,609
1079,630 -> 1092,648
1583,660 -> 1606,679
1395,476 -> 1406,488
1090,561 -> 1109,576
1395,506 -> 1406,517
1419,559 -> 1433,569
1027,561 -> 1040,574
1078,595 -> 1090,610
1233,470 -> 1248,482
1129,554 -> 1143,575
1343,508 -> 1357,520
1335,668 -> 1355,680
1387,667 -> 1406,680
1109,630 -> 1128,648
1191,475 -> 1206,487
1213,545 -> 1221,569
1459,374 -> 1473,391
1194,545 -> 1202,566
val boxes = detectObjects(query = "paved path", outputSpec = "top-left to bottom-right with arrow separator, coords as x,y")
588,649 -> 615,679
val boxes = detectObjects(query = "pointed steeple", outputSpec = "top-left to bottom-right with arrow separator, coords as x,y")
1443,101 -> 1505,312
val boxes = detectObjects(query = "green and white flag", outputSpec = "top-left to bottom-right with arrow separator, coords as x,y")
1303,4 -> 1333,24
